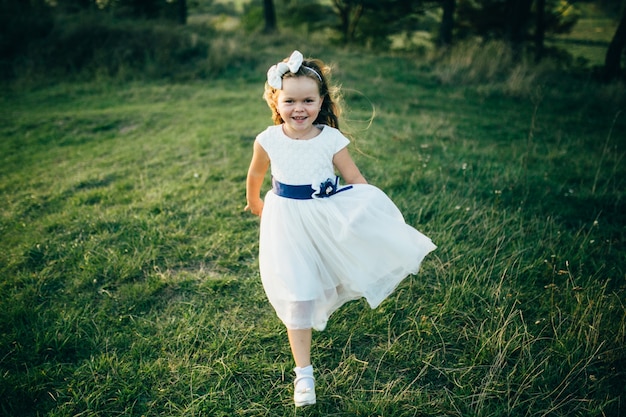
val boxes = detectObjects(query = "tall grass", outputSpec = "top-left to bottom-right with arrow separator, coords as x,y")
1,35 -> 625,417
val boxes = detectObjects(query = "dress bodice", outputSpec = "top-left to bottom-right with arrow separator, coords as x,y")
256,124 -> 350,185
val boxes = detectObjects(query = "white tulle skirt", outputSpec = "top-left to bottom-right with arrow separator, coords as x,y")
259,184 -> 436,331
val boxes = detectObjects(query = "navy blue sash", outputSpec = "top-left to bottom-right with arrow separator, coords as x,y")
272,177 -> 353,200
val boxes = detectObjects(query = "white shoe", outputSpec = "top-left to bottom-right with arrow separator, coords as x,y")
294,375 -> 316,407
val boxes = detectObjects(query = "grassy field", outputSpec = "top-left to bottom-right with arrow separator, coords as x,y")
1,34 -> 626,417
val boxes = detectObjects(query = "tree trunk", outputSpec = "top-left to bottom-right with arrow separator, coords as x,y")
263,0 -> 277,33
506,0 -> 533,60
534,0 -> 545,61
439,0 -> 456,47
334,0 -> 351,44
178,0 -> 187,25
603,5 -> 626,81
348,3 -> 363,44
332,0 -> 363,44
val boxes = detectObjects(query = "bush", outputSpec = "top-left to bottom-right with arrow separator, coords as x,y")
0,0 -> 54,79
4,11 -> 256,83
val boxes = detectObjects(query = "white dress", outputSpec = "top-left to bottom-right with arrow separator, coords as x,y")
257,124 -> 436,331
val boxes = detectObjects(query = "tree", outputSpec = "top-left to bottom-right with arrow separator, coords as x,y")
505,0 -> 533,53
331,0 -> 425,46
178,0 -> 187,25
0,0 -> 53,78
534,0 -> 546,61
455,0 -> 578,59
439,0 -> 456,46
263,0 -> 277,33
332,0 -> 364,44
603,3 -> 626,80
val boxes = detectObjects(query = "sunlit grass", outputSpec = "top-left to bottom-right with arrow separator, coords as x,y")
1,39 -> 625,417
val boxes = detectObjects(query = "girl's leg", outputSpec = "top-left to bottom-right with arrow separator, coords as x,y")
287,328 -> 316,406
287,328 -> 312,368
285,301 -> 316,406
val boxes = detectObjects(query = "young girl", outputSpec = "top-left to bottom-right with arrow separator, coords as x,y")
245,50 -> 436,407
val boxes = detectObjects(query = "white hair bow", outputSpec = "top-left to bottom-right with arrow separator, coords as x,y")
267,50 -> 304,89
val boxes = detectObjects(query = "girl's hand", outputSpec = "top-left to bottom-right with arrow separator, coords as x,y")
244,199 -> 264,217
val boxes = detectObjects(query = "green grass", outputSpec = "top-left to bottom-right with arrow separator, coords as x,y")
1,41 -> 625,417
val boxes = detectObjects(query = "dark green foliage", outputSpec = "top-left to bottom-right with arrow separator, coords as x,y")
41,17 -> 201,74
50,0 -> 182,20
1,11 -> 257,81
0,0 -> 54,78
456,0 -> 580,40
277,0 -> 336,33
347,0 -> 426,47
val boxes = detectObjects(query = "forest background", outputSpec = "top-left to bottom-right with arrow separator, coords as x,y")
1,0 -> 625,416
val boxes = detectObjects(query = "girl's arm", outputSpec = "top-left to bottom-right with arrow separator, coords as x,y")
245,141 -> 270,217
333,147 -> 367,185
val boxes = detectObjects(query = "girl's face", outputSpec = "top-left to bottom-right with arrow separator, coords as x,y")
276,76 -> 323,139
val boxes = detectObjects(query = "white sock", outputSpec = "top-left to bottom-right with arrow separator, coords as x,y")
294,365 -> 315,391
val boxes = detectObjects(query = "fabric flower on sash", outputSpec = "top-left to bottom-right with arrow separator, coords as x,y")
312,177 -> 353,199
